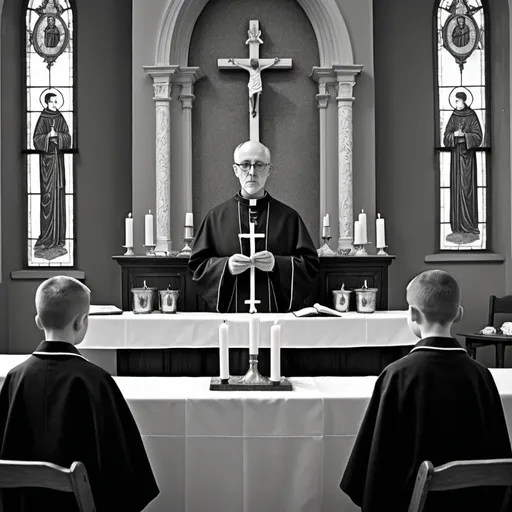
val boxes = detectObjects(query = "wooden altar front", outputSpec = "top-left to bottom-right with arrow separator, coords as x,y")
110,255 -> 404,377
112,255 -> 395,313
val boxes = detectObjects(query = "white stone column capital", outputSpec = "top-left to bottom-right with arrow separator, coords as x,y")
179,91 -> 196,109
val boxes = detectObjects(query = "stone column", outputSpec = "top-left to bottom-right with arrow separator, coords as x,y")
333,65 -> 363,253
175,68 -> 203,215
311,68 -> 333,242
144,66 -> 179,255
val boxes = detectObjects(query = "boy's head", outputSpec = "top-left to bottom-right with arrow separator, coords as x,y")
35,276 -> 91,344
406,270 -> 463,338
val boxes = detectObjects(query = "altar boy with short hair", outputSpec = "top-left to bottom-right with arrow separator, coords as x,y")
0,276 -> 159,512
340,270 -> 512,512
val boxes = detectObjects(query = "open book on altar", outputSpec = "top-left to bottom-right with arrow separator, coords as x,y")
292,303 -> 343,318
89,305 -> 123,315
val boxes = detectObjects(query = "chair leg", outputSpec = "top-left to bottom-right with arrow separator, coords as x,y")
495,343 -> 506,368
466,342 -> 476,360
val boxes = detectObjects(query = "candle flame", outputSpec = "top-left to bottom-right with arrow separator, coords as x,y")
128,212 -> 132,218
341,282 -> 345,290
149,209 -> 152,214
377,213 -> 380,218
274,319 -> 279,325
363,280 -> 368,288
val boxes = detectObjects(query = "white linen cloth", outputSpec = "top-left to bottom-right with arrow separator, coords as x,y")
80,310 -> 415,349
1,356 -> 512,512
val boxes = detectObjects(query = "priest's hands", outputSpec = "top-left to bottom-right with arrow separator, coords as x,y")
228,254 -> 252,275
252,251 -> 275,272
228,251 -> 275,275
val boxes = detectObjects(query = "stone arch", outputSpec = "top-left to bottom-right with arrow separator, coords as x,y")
155,0 -> 354,66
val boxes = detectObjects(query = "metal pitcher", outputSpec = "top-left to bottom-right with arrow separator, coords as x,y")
159,287 -> 179,314
332,285 -> 352,312
354,280 -> 378,313
131,281 -> 154,314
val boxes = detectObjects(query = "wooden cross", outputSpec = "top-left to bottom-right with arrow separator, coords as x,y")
238,199 -> 265,313
218,20 -> 292,142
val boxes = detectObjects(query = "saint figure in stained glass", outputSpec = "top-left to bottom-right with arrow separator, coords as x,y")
443,91 -> 482,244
452,16 -> 470,47
33,91 -> 71,260
44,16 -> 60,48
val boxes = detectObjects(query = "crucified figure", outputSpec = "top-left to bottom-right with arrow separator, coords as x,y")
228,57 -> 280,118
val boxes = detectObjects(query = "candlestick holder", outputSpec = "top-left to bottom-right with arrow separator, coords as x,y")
353,242 -> 369,256
177,237 -> 194,258
317,236 -> 338,257
377,245 -> 388,255
143,244 -> 156,256
238,353 -> 270,385
122,245 -> 135,256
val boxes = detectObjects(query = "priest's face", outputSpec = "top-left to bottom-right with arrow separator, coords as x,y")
233,142 -> 272,198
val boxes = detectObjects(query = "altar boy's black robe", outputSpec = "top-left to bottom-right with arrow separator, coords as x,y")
0,341 -> 159,512
340,337 -> 512,512
189,192 -> 320,312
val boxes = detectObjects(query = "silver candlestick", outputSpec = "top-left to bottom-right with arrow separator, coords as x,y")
122,245 -> 135,256
143,244 -> 156,256
377,245 -> 388,255
237,353 -> 270,385
317,236 -> 338,257
177,236 -> 194,258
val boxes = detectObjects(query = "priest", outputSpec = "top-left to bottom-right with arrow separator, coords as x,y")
189,141 -> 320,313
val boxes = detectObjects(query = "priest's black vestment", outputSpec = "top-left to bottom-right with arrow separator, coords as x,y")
0,341 -> 159,512
340,336 -> 512,512
189,192 -> 320,312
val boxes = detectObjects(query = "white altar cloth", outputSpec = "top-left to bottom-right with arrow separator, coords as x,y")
0,355 -> 511,512
81,310 -> 415,349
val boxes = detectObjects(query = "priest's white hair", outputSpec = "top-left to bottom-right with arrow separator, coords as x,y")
233,141 -> 271,163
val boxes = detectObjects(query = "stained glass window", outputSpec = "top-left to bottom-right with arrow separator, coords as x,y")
435,0 -> 489,251
23,0 -> 76,267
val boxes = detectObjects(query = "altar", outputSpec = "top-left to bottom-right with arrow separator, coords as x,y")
80,311 -> 415,377
0,358 -> 512,512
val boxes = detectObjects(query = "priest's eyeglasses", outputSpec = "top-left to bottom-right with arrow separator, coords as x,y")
235,161 -> 270,173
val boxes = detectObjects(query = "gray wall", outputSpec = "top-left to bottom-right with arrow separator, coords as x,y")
189,0 -> 319,237
1,0 -> 132,353
374,0 -> 511,365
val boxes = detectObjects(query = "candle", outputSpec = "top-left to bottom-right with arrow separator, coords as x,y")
376,213 -> 386,248
184,212 -> 194,239
219,321 -> 230,381
125,213 -> 133,247
323,214 -> 330,227
322,225 -> 331,238
270,320 -> 281,382
145,210 -> 154,246
249,316 -> 259,354
353,220 -> 363,245
358,209 -> 368,244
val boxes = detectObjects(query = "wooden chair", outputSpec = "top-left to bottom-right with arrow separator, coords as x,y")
460,295 -> 512,367
0,460 -> 95,512
408,459 -> 512,512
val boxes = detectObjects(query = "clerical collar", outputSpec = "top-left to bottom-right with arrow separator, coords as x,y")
33,340 -> 88,360
410,336 -> 467,354
235,191 -> 272,208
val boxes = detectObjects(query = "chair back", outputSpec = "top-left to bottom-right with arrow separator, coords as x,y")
0,460 -> 95,512
408,459 -> 512,512
489,295 -> 512,327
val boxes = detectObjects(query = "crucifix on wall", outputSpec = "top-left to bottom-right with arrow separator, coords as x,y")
218,20 -> 292,142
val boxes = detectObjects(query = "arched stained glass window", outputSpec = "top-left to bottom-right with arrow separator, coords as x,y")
23,0 -> 76,267
435,0 -> 489,251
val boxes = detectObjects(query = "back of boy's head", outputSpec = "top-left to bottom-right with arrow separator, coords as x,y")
406,270 -> 461,325
35,276 -> 91,330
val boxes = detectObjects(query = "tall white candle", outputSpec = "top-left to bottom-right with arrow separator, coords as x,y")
219,321 -> 229,381
358,209 -> 368,244
249,316 -> 259,354
323,214 -> 330,227
185,212 -> 194,227
376,213 -> 386,248
270,321 -> 281,382
125,213 -> 133,247
145,210 -> 154,246
353,220 -> 363,245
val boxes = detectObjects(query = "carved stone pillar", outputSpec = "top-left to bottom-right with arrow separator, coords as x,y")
333,65 -> 363,253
